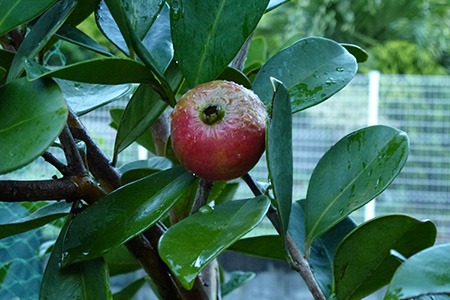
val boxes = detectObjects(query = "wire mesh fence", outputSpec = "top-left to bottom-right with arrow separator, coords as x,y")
0,73 -> 449,298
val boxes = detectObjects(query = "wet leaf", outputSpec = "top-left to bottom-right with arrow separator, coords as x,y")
221,271 -> 255,297
171,0 -> 269,86
119,157 -> 173,185
62,167 -> 195,266
0,78 -> 67,174
56,23 -> 112,56
304,125 -> 409,246
252,37 -> 357,113
334,215 -> 436,300
228,235 -> 285,261
158,196 -> 270,289
266,78 -> 292,235
385,243 -> 450,300
0,202 -> 70,239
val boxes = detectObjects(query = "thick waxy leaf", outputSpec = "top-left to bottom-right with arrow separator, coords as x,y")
0,202 -> 70,239
113,83 -> 167,161
104,246 -> 141,276
62,167 -> 195,266
57,79 -> 131,116
334,215 -> 436,300
25,58 -> 157,85
221,271 -> 255,297
171,0 -> 270,87
40,220 -> 112,300
266,79 -> 292,235
228,235 -> 285,260
288,200 -> 357,298
109,108 -> 156,153
341,43 -> 369,63
0,0 -> 57,36
304,125 -> 409,246
56,24 -> 112,56
208,181 -> 239,205
158,196 -> 271,289
113,278 -> 147,300
0,262 -> 12,288
119,157 -> 173,184
252,37 -> 358,112
0,78 -> 67,174
6,0 -> 77,82
97,1 -> 173,74
385,243 -> 450,300
66,0 -> 100,26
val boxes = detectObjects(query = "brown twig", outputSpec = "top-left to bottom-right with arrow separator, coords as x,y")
242,173 -> 326,300
42,151 -> 68,174
59,124 -> 87,175
191,178 -> 213,213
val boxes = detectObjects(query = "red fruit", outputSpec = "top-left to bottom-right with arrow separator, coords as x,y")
170,80 -> 268,181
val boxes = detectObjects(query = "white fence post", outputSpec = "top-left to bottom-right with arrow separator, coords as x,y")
364,70 -> 380,221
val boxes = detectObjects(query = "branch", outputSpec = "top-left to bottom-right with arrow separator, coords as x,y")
191,178 -> 213,213
59,124 -> 86,175
42,152 -> 68,174
242,173 -> 326,300
0,176 -> 103,204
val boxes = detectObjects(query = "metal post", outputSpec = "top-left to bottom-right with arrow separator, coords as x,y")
364,70 -> 380,221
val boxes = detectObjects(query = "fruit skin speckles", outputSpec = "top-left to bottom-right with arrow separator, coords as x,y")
171,80 -> 268,181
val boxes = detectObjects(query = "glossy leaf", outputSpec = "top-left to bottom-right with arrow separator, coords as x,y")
113,278 -> 146,300
171,0 -> 270,87
266,79 -> 292,235
341,43 -> 369,63
6,0 -> 77,82
252,37 -> 358,112
25,58 -> 158,85
158,196 -> 271,289
221,271 -> 255,297
0,202 -> 70,239
0,78 -> 67,174
304,125 -> 409,246
244,36 -> 268,74
40,219 -> 112,300
0,262 -> 12,288
66,0 -> 100,25
0,0 -> 57,36
288,200 -> 357,298
119,157 -> 173,185
334,215 -> 436,300
228,235 -> 285,261
62,167 -> 195,266
104,246 -> 141,276
385,243 -> 450,300
209,181 -> 239,205
109,108 -> 156,153
57,79 -> 131,116
217,67 -> 252,89
56,23 -> 112,57
113,83 -> 167,161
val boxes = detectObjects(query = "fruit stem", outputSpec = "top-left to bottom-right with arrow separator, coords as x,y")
201,104 -> 225,125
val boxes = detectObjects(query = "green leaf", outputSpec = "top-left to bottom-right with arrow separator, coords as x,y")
209,181 -> 239,205
221,271 -> 256,297
66,0 -> 100,26
113,278 -> 147,300
171,0 -> 270,87
113,83 -> 167,161
56,23 -> 112,57
62,166 -> 195,266
6,0 -> 77,82
119,157 -> 173,185
0,202 -> 70,239
244,36 -> 268,74
304,125 -> 409,246
266,0 -> 291,12
341,43 -> 369,63
104,246 -> 141,276
109,108 -> 156,153
266,78 -> 292,235
217,67 -> 252,89
0,0 -> 57,37
288,200 -> 357,298
252,37 -> 358,113
57,79 -> 131,116
25,58 -> 158,85
158,196 -> 271,289
334,215 -> 436,300
0,262 -> 12,289
40,219 -> 112,300
385,243 -> 450,300
0,78 -> 67,174
228,235 -> 285,260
